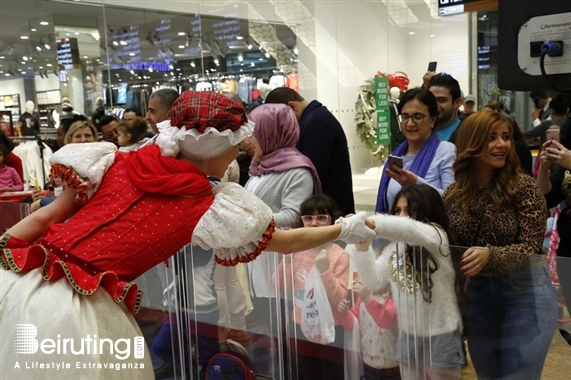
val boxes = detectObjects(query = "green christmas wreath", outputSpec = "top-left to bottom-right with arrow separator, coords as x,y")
355,72 -> 409,161
354,76 -> 388,161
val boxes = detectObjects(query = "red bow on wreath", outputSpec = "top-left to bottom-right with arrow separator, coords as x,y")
377,71 -> 410,92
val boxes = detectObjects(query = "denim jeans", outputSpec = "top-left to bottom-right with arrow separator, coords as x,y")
465,265 -> 558,380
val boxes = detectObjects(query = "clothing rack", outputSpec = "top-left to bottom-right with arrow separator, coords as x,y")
11,136 -> 54,190
10,134 -> 56,143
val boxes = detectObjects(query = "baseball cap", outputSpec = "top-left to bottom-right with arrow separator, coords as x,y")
464,94 -> 476,103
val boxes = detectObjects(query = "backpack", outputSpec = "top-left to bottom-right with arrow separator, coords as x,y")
205,339 -> 273,380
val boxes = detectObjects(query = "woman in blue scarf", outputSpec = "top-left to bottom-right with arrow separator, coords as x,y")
376,87 -> 456,213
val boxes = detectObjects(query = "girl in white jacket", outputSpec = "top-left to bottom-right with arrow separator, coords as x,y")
350,184 -> 465,380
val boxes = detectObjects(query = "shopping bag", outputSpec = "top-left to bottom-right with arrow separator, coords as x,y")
300,264 -> 335,344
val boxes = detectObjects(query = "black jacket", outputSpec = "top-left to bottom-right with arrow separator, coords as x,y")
298,100 -> 355,215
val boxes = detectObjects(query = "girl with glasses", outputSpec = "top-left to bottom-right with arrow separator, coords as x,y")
275,194 -> 349,380
376,87 -> 456,214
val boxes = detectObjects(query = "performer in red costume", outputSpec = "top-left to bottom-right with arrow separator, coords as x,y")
0,91 -> 373,379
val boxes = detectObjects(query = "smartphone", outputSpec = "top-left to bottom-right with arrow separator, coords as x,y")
546,128 -> 560,143
428,61 -> 438,72
387,155 -> 404,169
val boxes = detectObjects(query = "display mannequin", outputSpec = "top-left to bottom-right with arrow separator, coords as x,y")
388,87 -> 405,150
18,101 -> 41,136
91,97 -> 105,130
60,97 -> 78,120
389,86 -> 401,103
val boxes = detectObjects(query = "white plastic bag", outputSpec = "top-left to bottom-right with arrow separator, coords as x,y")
300,264 -> 336,344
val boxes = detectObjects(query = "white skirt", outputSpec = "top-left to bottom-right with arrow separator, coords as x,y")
1,268 -> 154,379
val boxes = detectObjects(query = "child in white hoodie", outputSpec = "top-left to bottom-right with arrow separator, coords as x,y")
350,184 -> 465,380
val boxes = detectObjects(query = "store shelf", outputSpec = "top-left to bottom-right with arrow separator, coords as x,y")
37,90 -> 61,129
0,94 -> 21,121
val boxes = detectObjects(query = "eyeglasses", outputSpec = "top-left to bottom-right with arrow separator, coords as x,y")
398,113 -> 427,124
301,214 -> 331,225
104,128 -> 118,139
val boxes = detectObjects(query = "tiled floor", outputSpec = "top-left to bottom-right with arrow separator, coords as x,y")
352,172 -> 571,379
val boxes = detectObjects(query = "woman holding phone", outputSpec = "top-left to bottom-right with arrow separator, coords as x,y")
537,131 -> 571,326
375,87 -> 456,213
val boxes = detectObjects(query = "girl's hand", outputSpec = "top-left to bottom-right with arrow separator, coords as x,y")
314,249 -> 330,273
353,282 -> 371,303
337,299 -> 350,315
385,166 -> 417,187
461,246 -> 491,277
354,239 -> 372,251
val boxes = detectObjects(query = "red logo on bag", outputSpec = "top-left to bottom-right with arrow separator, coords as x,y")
306,288 -> 314,299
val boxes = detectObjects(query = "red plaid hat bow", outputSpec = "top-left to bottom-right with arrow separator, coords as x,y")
168,91 -> 248,133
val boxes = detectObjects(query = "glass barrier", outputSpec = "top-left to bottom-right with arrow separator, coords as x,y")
156,244 -> 571,380
0,200 -> 30,233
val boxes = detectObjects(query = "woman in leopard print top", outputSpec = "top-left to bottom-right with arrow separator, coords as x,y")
443,110 -> 558,380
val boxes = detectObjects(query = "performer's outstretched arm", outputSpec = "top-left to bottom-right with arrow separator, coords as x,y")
7,188 -> 78,243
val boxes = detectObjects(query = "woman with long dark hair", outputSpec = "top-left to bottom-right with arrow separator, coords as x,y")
353,184 -> 465,379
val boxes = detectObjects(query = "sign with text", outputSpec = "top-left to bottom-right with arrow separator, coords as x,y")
56,38 -> 80,70
376,110 -> 391,145
374,76 -> 391,145
438,0 -> 482,16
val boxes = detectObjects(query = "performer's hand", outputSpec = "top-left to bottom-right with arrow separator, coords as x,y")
336,211 -> 376,244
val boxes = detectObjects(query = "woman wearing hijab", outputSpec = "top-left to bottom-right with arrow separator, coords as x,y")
243,103 -> 321,375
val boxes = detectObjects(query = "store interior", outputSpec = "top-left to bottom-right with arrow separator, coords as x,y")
0,1 -> 300,136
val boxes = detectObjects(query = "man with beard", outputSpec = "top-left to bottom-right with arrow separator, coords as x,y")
423,72 -> 463,143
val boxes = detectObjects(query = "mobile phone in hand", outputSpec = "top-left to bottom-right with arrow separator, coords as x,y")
546,128 -> 560,144
428,61 -> 437,72
388,155 -> 404,169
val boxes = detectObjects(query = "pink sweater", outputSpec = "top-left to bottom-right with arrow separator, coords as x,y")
0,165 -> 24,191
275,244 -> 349,325
339,293 -> 399,369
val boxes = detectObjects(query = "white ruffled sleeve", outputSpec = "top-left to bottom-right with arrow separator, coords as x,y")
49,142 -> 117,206
191,182 -> 275,266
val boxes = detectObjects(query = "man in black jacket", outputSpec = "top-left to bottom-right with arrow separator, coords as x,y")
265,88 -> 355,215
